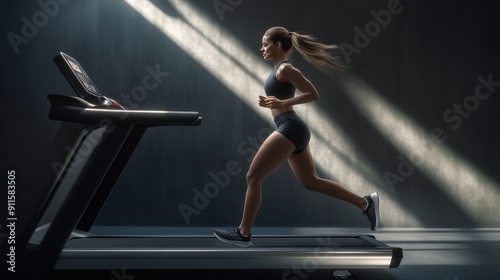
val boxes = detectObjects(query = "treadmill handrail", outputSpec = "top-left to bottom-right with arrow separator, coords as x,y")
48,94 -> 202,126
48,94 -> 99,108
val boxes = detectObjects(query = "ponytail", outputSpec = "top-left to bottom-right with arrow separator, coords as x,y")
290,32 -> 348,72
264,26 -> 349,72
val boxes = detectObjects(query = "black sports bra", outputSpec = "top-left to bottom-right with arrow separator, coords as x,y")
264,61 -> 295,100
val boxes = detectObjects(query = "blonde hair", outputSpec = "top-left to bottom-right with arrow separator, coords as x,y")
264,26 -> 348,72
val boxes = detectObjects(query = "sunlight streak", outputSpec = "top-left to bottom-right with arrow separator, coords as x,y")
342,74 -> 500,226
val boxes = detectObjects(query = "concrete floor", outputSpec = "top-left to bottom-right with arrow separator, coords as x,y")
375,228 -> 500,280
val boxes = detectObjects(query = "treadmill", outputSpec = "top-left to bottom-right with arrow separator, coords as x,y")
9,53 -> 402,280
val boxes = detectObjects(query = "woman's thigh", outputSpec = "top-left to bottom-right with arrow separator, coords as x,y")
287,146 -> 318,186
247,132 -> 295,184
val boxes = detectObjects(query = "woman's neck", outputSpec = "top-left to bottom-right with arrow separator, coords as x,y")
273,54 -> 288,67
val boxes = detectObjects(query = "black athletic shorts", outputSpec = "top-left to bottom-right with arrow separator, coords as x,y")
273,111 -> 311,154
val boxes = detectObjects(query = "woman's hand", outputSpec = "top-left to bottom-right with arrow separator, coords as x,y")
258,95 -> 267,107
258,95 -> 284,109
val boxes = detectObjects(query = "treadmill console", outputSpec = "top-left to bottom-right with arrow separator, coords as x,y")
54,52 -> 123,109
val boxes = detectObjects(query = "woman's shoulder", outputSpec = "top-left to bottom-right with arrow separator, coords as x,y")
278,62 -> 302,78
276,62 -> 305,84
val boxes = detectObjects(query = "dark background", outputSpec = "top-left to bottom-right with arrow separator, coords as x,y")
1,0 -> 499,229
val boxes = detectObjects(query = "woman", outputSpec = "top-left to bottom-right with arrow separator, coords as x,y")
214,26 -> 379,247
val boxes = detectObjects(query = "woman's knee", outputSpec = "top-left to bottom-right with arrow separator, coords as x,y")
300,175 -> 321,192
246,170 -> 263,188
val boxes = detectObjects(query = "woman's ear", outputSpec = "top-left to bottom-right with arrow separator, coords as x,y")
276,41 -> 281,50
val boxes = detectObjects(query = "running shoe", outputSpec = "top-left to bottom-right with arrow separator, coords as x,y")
363,192 -> 380,231
214,228 -> 252,247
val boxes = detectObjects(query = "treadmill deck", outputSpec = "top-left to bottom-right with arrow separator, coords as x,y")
57,235 -> 402,270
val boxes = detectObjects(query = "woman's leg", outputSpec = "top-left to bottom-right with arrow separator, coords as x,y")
238,132 -> 295,235
287,145 -> 367,210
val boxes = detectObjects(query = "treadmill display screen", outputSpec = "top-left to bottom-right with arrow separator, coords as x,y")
54,52 -> 101,102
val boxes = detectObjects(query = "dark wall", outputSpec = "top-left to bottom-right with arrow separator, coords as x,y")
1,0 -> 499,229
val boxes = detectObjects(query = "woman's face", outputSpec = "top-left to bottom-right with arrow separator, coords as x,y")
260,35 -> 278,61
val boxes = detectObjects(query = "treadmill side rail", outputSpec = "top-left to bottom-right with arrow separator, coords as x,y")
357,235 -> 403,268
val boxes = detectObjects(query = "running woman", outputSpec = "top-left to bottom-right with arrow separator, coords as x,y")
214,26 -> 379,247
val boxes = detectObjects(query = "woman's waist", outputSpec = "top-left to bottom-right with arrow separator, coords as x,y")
271,106 -> 294,118
273,110 -> 300,125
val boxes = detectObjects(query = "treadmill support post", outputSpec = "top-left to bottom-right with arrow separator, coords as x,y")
20,124 -> 137,279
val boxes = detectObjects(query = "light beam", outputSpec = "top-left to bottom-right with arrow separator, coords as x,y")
342,74 -> 500,226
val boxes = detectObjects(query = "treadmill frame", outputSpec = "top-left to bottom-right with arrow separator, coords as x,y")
12,53 -> 402,280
